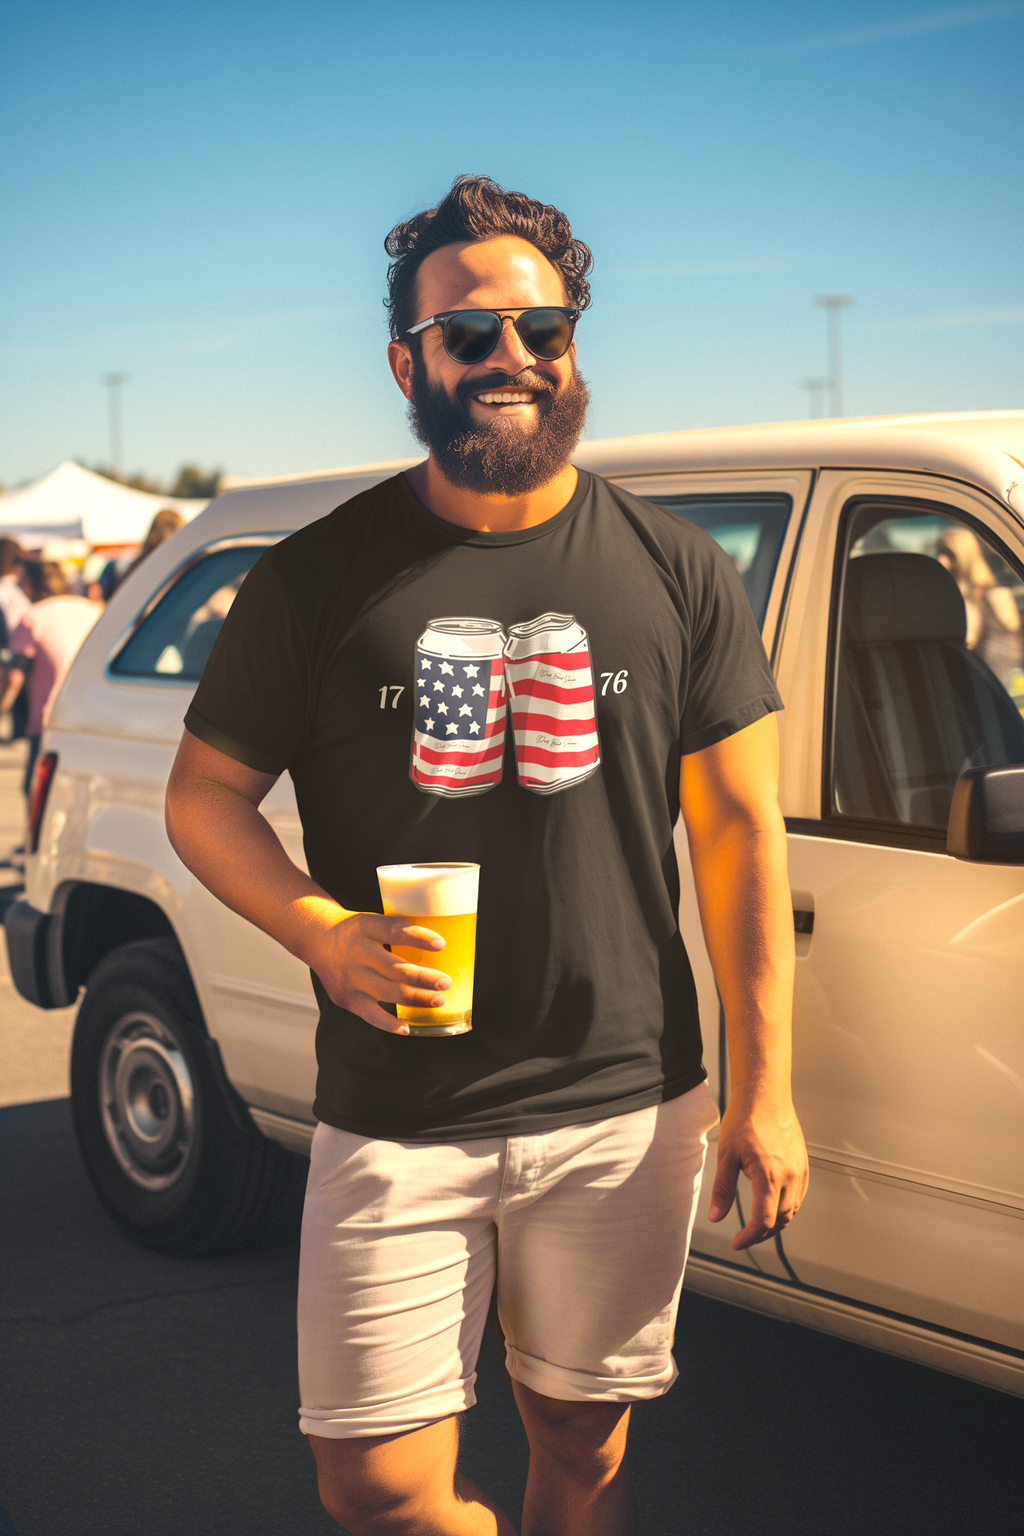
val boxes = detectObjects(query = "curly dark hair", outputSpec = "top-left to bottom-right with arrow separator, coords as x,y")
384,174 -> 593,341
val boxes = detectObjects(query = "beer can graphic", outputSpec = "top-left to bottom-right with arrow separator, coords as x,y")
411,618 -> 508,798
503,613 -> 601,795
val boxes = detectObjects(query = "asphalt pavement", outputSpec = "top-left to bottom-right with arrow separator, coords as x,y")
1,1096 -> 1021,1536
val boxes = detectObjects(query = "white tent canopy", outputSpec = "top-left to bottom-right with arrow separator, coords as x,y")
0,461 -> 208,550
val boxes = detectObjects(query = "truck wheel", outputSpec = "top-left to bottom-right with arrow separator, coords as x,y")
70,936 -> 306,1256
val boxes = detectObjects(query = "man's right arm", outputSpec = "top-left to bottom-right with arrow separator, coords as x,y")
164,729 -> 452,1034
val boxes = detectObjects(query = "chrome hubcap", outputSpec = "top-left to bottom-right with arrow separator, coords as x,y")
99,1011 -> 195,1190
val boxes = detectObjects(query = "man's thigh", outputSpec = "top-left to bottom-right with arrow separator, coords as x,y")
297,1124 -> 503,1438
496,1083 -> 720,1402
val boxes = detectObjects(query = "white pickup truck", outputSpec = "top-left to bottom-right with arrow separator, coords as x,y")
7,410 -> 1024,1397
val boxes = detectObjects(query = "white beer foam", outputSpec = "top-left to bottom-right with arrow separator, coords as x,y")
377,863 -> 480,916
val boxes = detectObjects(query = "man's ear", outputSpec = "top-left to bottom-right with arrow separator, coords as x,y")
388,340 -> 414,400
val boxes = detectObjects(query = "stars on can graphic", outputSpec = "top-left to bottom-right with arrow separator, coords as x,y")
503,613 -> 601,795
411,618 -> 508,798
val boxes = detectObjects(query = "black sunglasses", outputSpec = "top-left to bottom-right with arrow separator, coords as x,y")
404,306 -> 580,365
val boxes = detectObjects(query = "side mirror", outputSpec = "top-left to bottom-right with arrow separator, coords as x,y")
947,765 -> 1024,864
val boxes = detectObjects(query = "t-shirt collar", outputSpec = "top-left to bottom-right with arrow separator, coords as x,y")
394,466 -> 592,547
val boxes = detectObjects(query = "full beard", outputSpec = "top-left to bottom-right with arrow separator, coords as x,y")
407,359 -> 590,498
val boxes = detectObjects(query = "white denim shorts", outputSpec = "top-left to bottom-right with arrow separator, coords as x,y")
297,1081 -> 719,1439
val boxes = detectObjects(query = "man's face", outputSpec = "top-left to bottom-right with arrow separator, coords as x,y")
390,236 -> 589,497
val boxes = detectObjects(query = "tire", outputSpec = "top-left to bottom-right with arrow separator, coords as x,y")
70,936 -> 306,1256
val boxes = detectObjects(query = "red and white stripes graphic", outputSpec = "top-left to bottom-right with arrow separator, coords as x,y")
503,614 -> 601,795
410,613 -> 602,799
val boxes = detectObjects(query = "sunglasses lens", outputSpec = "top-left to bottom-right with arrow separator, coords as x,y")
516,309 -> 574,360
442,311 -> 502,364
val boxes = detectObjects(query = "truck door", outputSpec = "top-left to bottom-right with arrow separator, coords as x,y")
776,470 -> 1024,1353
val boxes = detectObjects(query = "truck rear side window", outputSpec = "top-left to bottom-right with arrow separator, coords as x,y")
641,495 -> 790,626
110,544 -> 268,681
832,504 -> 1024,830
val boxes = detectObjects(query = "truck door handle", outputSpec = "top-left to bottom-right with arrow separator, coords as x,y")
793,910 -> 814,935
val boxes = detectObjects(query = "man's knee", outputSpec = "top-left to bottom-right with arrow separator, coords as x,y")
513,1383 -> 631,1476
310,1429 -> 440,1535
317,1478 -> 404,1536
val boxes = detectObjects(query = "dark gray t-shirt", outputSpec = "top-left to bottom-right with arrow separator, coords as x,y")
185,469 -> 782,1141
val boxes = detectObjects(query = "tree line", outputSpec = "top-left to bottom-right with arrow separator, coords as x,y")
86,463 -> 224,498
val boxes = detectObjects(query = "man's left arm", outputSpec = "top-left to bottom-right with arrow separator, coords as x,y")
679,712 -> 808,1249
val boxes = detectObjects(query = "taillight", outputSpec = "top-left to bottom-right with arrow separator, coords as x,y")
28,751 -> 58,855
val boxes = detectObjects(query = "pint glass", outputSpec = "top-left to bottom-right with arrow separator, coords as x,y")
376,862 -> 480,1036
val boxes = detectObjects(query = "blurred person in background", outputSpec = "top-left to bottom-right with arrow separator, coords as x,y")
132,506 -> 185,567
91,508 -> 185,602
0,537 -> 30,633
120,507 -> 185,591
0,590 -> 9,740
1,560 -> 102,795
937,526 -> 1023,686
0,540 -> 32,740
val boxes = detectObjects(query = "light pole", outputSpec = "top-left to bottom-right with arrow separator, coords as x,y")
102,372 -> 130,477
801,377 -> 830,419
814,296 -> 854,416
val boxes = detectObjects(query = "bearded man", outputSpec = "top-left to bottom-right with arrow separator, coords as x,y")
166,175 -> 808,1536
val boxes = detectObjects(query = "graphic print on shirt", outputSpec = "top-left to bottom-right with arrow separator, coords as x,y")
410,612 -> 602,799
503,613 -> 601,795
411,618 -> 508,798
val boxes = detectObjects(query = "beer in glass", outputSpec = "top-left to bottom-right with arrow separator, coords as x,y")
376,862 -> 480,1036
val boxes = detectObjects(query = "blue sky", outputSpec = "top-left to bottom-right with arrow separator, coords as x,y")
1,0 -> 1021,486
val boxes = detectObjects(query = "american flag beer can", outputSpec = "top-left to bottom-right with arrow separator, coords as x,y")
411,618 -> 508,798
503,613 -> 601,795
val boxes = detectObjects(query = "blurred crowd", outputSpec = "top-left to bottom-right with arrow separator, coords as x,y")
0,508 -> 184,797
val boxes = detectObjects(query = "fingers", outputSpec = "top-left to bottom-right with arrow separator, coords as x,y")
343,965 -> 451,1014
363,918 -> 452,993
350,998 -> 414,1035
713,1099 -> 809,1249
392,970 -> 452,1007
337,914 -> 451,995
320,911 -> 454,1031
707,1150 -> 738,1224
376,951 -> 452,999
733,1174 -> 778,1249
395,921 -> 446,952
361,915 -> 446,953
732,1178 -> 804,1250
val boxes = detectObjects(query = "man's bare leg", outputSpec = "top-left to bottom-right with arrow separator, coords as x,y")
309,1417 -> 517,1536
513,1382 -> 635,1536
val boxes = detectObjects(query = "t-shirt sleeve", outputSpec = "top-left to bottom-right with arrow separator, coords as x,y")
678,535 -> 783,756
184,551 -> 308,775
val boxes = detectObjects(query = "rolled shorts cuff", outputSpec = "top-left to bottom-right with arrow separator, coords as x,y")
504,1344 -> 679,1404
299,1375 -> 478,1440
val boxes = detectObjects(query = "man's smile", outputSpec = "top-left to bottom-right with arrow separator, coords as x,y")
473,389 -> 540,410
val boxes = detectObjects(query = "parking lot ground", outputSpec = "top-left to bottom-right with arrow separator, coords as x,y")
2,1095 -> 1022,1536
